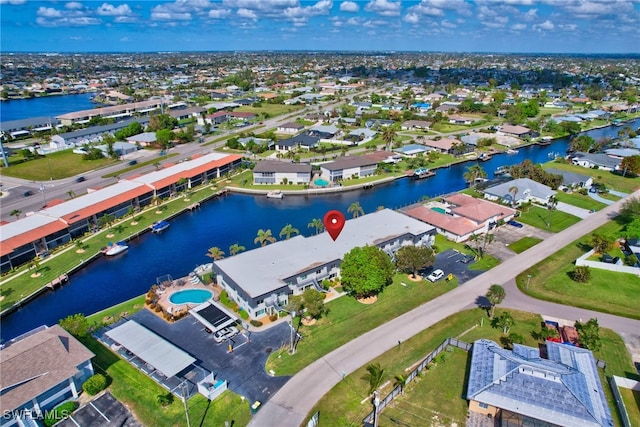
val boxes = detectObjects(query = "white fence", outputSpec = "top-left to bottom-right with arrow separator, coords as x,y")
609,376 -> 640,427
575,249 -> 640,276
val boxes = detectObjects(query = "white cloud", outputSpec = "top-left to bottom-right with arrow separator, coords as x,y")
346,16 -> 361,25
0,0 -> 27,4
340,1 -> 359,12
365,0 -> 401,17
403,12 -> 419,24
209,8 -> 232,19
97,3 -> 133,16
37,7 -> 63,18
150,3 -> 193,21
534,20 -> 554,31
413,5 -> 444,17
441,20 -> 457,29
114,16 -> 137,23
65,2 -> 84,10
559,23 -> 577,31
237,8 -> 258,20
511,23 -> 526,30
522,8 -> 537,21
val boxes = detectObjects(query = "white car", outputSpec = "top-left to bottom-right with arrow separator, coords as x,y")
213,326 -> 239,343
427,269 -> 445,282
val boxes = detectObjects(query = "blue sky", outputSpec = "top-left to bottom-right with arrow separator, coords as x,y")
1,0 -> 639,53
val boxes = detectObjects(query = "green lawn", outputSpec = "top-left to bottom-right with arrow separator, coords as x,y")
516,221 -> 640,320
619,388 -> 640,427
554,191 -> 607,211
508,236 -> 543,254
309,308 -> 635,427
236,104 -> 303,117
517,204 -> 581,232
542,160 -> 640,194
266,274 -> 459,376
0,149 -> 118,180
432,234 -> 500,270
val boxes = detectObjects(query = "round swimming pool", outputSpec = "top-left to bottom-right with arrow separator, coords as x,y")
314,178 -> 329,187
169,289 -> 213,304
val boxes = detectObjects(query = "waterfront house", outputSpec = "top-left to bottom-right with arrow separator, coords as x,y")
483,178 -> 556,206
497,124 -> 538,139
212,209 -> 436,319
422,137 -> 465,155
319,153 -> 381,182
545,168 -> 593,189
252,160 -> 312,185
56,100 -> 166,126
0,325 -> 95,426
394,144 -> 429,158
466,339 -> 612,427
569,152 -> 621,171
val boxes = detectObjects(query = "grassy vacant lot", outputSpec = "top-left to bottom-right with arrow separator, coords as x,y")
266,274 -> 458,376
619,388 -> 640,427
554,191 -> 607,211
508,236 -> 542,254
517,221 -> 640,320
0,149 -> 118,180
310,308 -> 635,427
83,338 -> 251,427
236,103 -> 303,117
542,160 -> 640,194
517,204 -> 581,232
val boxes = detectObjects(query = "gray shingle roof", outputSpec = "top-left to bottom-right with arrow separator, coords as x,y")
484,178 -> 555,202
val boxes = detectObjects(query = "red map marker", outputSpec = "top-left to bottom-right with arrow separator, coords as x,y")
323,210 -> 346,241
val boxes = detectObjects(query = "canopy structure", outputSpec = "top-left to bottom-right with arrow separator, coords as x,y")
105,320 -> 195,378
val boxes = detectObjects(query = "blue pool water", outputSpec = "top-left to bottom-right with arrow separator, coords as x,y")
314,178 -> 329,187
169,289 -> 213,304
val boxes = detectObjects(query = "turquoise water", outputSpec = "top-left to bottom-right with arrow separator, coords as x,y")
169,289 -> 212,304
431,207 -> 447,214
314,178 -> 329,187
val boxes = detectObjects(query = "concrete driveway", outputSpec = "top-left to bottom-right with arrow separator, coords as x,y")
131,309 -> 291,404
485,222 -> 554,262
555,201 -> 591,219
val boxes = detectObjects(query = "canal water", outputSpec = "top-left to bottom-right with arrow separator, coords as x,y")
0,93 -> 96,122
1,120 -> 636,342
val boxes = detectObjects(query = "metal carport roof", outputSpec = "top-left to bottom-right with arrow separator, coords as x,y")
105,320 -> 195,378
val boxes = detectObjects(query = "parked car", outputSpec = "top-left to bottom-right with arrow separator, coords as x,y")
213,326 -> 239,343
507,220 -> 524,228
427,269 -> 445,282
76,176 -> 86,183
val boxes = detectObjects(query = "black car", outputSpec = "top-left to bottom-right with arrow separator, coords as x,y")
23,190 -> 34,197
76,176 -> 86,183
128,159 -> 138,166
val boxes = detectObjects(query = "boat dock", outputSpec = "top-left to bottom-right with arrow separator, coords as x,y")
411,168 -> 435,179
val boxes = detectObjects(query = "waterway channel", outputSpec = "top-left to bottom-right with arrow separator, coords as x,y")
1,120 -> 637,342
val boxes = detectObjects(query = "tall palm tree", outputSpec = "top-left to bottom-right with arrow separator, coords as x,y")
463,164 -> 487,187
279,224 -> 300,240
381,126 -> 397,151
206,247 -> 225,260
508,185 -> 519,207
348,202 -> 364,218
10,209 -> 22,220
254,229 -> 276,247
229,243 -> 246,256
486,284 -> 506,319
361,363 -> 385,395
307,218 -> 324,235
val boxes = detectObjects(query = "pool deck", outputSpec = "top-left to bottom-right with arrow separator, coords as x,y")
155,277 -> 219,315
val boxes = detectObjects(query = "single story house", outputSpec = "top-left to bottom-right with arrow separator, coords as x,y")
319,154 -> 380,182
308,124 -> 340,140
467,339 -> 612,427
447,114 -> 477,125
212,209 -> 436,319
277,122 -> 305,134
229,111 -> 256,121
0,325 -> 95,426
169,106 -> 205,121
95,141 -> 138,157
483,178 -> 556,206
394,144 -> 429,157
237,137 -> 274,149
202,111 -> 229,125
545,168 -> 593,189
498,124 -> 538,139
404,194 -> 516,242
423,138 -> 464,155
252,160 -> 312,185
604,148 -> 640,158
50,118 -> 149,148
570,152 -> 621,171
347,128 -> 376,144
126,132 -> 157,147
401,120 -> 431,130
365,119 -> 395,129
275,133 -> 320,151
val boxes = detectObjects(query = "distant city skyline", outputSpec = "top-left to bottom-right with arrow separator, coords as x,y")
1,0 -> 639,54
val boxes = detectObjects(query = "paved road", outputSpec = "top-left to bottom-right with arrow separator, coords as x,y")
249,189 -> 640,427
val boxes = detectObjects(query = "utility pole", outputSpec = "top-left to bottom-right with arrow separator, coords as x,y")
181,381 -> 192,427
289,311 -> 296,355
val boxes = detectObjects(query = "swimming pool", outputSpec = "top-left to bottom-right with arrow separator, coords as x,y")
169,289 -> 213,304
314,178 -> 329,187
431,207 -> 447,214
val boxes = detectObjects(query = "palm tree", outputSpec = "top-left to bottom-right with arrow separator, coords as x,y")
279,224 -> 300,240
508,185 -> 519,207
307,218 -> 324,235
381,126 -> 397,151
394,374 -> 407,395
10,209 -> 22,220
254,229 -> 276,247
206,247 -> 225,260
463,164 -> 487,187
66,190 -> 76,199
229,243 -> 246,256
347,201 -> 364,218
486,284 -> 506,319
361,363 -> 385,395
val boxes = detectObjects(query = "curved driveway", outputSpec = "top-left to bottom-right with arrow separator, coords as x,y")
249,189 -> 640,427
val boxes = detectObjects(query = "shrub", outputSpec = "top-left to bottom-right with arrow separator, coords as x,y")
571,266 -> 591,283
43,401 -> 78,427
250,320 -> 263,327
238,309 -> 249,320
82,373 -> 108,395
157,392 -> 174,407
154,305 -> 163,313
269,314 -> 278,322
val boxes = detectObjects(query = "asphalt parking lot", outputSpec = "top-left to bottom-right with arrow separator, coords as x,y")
421,249 -> 484,284
131,309 -> 291,404
57,392 -> 141,427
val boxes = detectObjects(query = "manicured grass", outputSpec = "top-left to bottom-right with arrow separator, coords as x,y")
432,234 -> 500,270
0,149 -> 118,180
516,221 -> 640,319
310,308 -> 635,427
83,338 -> 251,427
554,191 -> 607,211
542,160 -> 640,194
236,104 -> 303,117
266,274 -> 458,376
619,388 -> 640,427
517,204 -> 581,232
508,236 -> 543,254
87,295 -> 146,323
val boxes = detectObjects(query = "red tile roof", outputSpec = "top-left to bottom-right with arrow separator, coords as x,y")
1,220 -> 69,256
405,206 -> 481,236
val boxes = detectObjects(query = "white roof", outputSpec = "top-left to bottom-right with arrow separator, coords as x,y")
214,209 -> 434,298
105,320 -> 195,378
0,214 -> 63,241
128,152 -> 230,185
